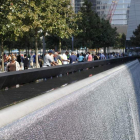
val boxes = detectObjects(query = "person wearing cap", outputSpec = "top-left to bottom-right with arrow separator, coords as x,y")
43,50 -> 57,67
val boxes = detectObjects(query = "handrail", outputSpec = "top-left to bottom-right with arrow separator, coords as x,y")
0,56 -> 139,89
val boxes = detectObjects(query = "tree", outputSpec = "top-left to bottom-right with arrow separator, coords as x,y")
9,0 -> 51,68
48,0 -> 75,51
130,24 -> 140,46
114,34 -> 122,49
9,0 -> 75,67
99,19 -> 118,54
76,0 -> 100,48
45,35 -> 59,50
76,0 -> 116,52
0,1 -> 16,71
75,0 -> 118,54
114,33 -> 126,49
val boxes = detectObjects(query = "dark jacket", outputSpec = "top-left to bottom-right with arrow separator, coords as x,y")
23,58 -> 29,67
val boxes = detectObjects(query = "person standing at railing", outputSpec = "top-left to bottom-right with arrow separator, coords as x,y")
43,50 -> 57,67
30,53 -> 34,68
7,54 -> 11,62
94,53 -> 99,61
23,54 -> 29,70
3,53 -> 8,71
6,55 -> 20,72
101,53 -> 106,60
69,52 -> 77,64
78,53 -> 84,62
62,52 -> 69,64
87,52 -> 93,62
54,52 -> 63,65
17,53 -> 21,66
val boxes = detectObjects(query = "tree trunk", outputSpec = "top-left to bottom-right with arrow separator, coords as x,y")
1,39 -> 4,72
72,36 -> 74,51
9,46 -> 10,54
43,34 -> 46,58
55,46 -> 58,52
28,46 -> 29,57
35,34 -> 39,68
123,48 -> 124,54
19,49 -> 21,54
59,38 -> 61,52
104,47 -> 106,55
26,48 -> 27,55
107,47 -> 109,54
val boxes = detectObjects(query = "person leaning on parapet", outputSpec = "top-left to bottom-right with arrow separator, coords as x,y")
58,51 -> 70,65
87,52 -> 93,62
38,55 -> 43,68
6,55 -> 20,72
43,50 -> 57,67
69,52 -> 77,64
54,52 -> 63,65
78,53 -> 84,62
101,53 -> 106,60
62,51 -> 70,64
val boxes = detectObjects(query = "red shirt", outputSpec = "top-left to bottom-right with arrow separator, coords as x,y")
88,54 -> 93,61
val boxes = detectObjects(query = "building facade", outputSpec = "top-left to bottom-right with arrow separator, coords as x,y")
126,0 -> 140,54
75,0 -> 96,13
74,0 -> 140,54
75,0 -> 131,26
71,0 -> 75,12
96,0 -> 131,25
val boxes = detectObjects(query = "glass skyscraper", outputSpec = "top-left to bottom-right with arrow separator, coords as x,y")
75,0 -> 84,13
74,0 -> 132,35
75,0 -> 96,13
126,0 -> 140,54
96,0 -> 131,25
73,0 -> 140,54
75,0 -> 131,25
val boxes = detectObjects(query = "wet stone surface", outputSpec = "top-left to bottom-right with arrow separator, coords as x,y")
0,64 -> 116,110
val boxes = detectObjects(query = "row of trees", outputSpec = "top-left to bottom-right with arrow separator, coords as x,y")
0,0 -> 120,71
46,0 -> 119,52
0,0 -> 75,70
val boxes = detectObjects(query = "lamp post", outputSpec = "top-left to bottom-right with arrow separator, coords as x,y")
72,36 -> 74,51
43,34 -> 46,58
39,29 -> 46,58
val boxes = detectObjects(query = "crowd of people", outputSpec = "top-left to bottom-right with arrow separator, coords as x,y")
0,51 -> 125,72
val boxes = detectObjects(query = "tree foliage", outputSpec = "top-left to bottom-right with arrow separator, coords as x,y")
0,0 -> 121,69
75,0 -> 118,53
131,24 -> 140,46
0,0 -> 17,71
47,0 -> 75,50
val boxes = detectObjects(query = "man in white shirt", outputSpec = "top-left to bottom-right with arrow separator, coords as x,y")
62,52 -> 69,64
